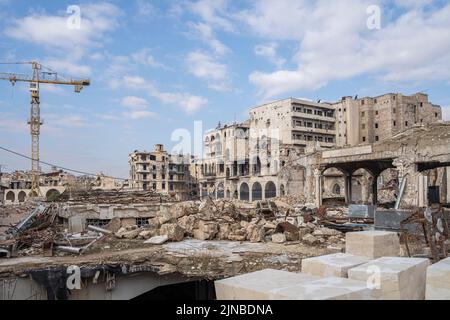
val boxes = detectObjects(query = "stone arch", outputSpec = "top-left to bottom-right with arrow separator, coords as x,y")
332,183 -> 341,195
18,191 -> 26,203
252,182 -> 262,201
46,189 -> 61,201
280,184 -> 285,196
216,183 -> 224,199
264,181 -> 277,199
239,183 -> 249,201
6,191 -> 14,202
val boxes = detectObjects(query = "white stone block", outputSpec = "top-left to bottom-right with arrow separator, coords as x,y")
215,269 -> 374,300
270,277 -> 374,300
426,257 -> 450,300
346,230 -> 400,259
301,253 -> 370,278
215,269 -> 318,300
348,257 -> 430,300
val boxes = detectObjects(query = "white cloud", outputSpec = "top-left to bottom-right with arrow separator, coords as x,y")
186,51 -> 230,91
43,59 -> 92,77
254,43 -> 286,68
243,0 -> 450,98
394,0 -> 432,8
45,113 -> 90,128
188,22 -> 230,56
136,0 -> 156,19
121,96 -> 149,108
131,48 -> 167,69
188,0 -> 234,32
5,3 -> 122,59
122,76 -> 208,114
0,114 -> 27,133
124,110 -> 155,120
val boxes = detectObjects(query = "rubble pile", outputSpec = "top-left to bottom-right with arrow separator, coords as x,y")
55,190 -> 173,204
109,198 -> 346,249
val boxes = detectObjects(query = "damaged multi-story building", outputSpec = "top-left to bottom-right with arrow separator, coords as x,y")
191,92 -> 447,204
195,98 -> 337,201
128,144 -> 195,201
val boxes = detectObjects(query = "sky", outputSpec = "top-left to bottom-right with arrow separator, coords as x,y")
0,0 -> 449,178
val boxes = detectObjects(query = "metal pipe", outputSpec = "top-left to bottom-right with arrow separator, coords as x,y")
87,225 -> 112,235
55,246 -> 82,254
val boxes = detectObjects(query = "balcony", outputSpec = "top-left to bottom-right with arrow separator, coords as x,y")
292,127 -> 336,135
292,111 -> 335,123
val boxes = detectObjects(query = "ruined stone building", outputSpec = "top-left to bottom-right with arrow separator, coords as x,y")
128,144 -> 194,200
193,92 -> 445,203
194,99 -> 337,201
334,92 -> 442,147
2,169 -> 74,203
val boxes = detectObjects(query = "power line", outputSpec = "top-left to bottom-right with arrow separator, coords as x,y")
0,145 -> 127,181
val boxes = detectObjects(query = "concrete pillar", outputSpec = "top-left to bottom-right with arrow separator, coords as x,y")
314,169 -> 323,207
446,167 -> 450,204
418,174 -> 428,207
345,174 -> 353,205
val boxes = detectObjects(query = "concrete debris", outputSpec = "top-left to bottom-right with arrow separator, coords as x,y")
271,233 -> 286,243
302,234 -> 320,245
144,235 -> 169,245
160,223 -> 185,242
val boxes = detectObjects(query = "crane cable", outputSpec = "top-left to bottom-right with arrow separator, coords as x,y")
0,146 -> 127,181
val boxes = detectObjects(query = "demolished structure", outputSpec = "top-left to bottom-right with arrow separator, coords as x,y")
1,92 -> 450,300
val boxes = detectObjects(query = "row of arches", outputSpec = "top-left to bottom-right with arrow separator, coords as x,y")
4,189 -> 61,203
239,181 -> 278,201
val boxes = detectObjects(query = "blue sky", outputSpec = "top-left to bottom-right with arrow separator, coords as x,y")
0,0 -> 449,178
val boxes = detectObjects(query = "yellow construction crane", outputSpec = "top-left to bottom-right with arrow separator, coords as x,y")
0,61 -> 90,197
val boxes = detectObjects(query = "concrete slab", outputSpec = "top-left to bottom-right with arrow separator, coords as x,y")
374,210 -> 417,231
349,205 -> 375,219
301,253 -> 370,278
348,257 -> 430,300
270,277 -> 374,300
346,230 -> 400,259
215,269 -> 319,300
426,257 -> 450,300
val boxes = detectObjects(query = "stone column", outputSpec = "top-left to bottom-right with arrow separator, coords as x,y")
446,167 -> 450,204
345,174 -> 353,205
372,175 -> 379,205
418,174 -> 428,207
314,169 -> 323,207
393,158 -> 419,208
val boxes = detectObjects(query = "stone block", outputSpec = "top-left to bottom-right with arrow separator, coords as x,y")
215,269 -> 374,300
348,257 -> 430,300
425,257 -> 450,300
270,277 -> 374,300
271,233 -> 286,243
349,204 -> 375,219
301,253 -> 370,278
346,230 -> 400,259
160,223 -> 185,242
215,269 -> 319,300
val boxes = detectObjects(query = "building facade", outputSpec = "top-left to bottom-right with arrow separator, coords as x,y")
334,92 -> 442,147
128,144 -> 193,200
195,98 -> 337,201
